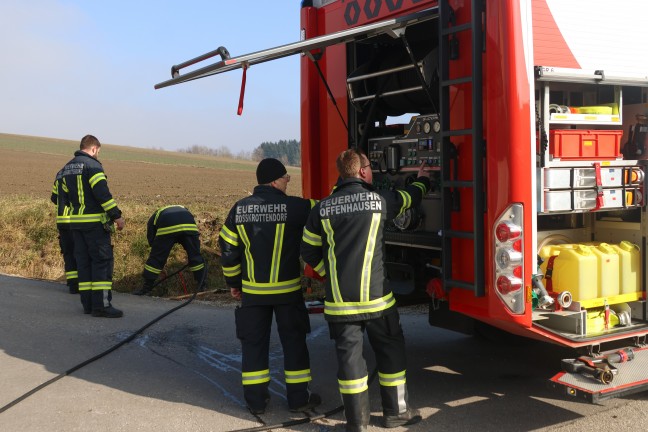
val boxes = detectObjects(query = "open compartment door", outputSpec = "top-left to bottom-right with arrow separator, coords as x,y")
154,7 -> 438,89
549,345 -> 648,403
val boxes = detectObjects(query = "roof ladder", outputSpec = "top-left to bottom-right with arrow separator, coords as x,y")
439,0 -> 485,296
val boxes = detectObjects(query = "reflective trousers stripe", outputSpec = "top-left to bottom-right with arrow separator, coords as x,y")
242,369 -> 271,386
285,369 -> 312,384
339,376 -> 368,394
379,370 -> 407,386
189,263 -> 204,272
145,264 -> 162,274
65,271 -> 78,280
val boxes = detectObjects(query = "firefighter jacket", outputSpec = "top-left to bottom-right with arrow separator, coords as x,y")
219,185 -> 317,306
60,150 -> 122,230
301,176 -> 430,323
51,169 -> 72,230
147,205 -> 199,246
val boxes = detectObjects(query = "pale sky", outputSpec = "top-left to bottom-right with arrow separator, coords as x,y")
0,0 -> 301,153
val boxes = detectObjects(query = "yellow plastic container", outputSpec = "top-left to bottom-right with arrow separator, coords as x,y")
590,243 -> 620,298
611,241 -> 641,295
539,244 -> 598,302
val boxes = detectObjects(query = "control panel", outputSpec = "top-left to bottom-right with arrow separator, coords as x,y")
368,114 -> 442,171
366,114 -> 443,248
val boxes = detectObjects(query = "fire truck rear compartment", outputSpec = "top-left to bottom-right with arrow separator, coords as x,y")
344,10 -> 648,344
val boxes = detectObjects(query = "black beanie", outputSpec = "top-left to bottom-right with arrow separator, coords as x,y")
256,158 -> 287,184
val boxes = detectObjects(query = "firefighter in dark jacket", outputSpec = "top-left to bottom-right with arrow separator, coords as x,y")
301,149 -> 429,432
132,205 -> 205,295
218,158 -> 320,415
51,170 -> 78,294
60,135 -> 125,318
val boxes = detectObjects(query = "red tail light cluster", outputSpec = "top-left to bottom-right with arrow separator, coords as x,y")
493,204 -> 525,314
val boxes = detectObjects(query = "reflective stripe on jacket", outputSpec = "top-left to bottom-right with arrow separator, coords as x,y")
60,150 -> 121,229
51,170 -> 72,228
219,185 -> 316,305
146,205 -> 199,246
301,176 -> 430,322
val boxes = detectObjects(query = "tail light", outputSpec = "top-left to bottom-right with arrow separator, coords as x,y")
493,204 -> 525,314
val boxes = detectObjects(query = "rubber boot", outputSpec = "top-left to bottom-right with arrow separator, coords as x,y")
193,269 -> 206,292
133,278 -> 155,296
342,391 -> 370,431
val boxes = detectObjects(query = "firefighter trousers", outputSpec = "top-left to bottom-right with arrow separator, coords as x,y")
143,234 -> 204,285
58,228 -> 78,291
234,300 -> 312,411
328,309 -> 411,427
73,227 -> 114,313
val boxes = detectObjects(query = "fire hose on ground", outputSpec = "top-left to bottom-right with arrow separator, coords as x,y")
0,264 -> 371,432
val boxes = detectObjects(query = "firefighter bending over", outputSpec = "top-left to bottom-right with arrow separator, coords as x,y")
133,205 -> 205,295
51,169 -> 78,294
301,149 -> 429,432
219,158 -> 320,415
60,135 -> 125,317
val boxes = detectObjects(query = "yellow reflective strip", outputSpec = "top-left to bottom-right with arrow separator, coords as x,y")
396,190 -> 408,216
52,182 -> 57,194
219,225 -> 239,246
77,175 -> 85,215
285,369 -> 312,384
156,224 -> 198,236
269,224 -> 284,283
79,282 -> 92,291
412,181 -> 427,194
242,369 -> 270,385
69,214 -> 103,223
378,370 -> 407,386
322,219 -> 341,303
360,213 -> 381,302
65,271 -> 78,280
302,228 -> 322,246
313,260 -> 326,276
101,198 -> 116,211
153,205 -> 184,225
62,181 -> 68,193
324,292 -> 396,316
92,281 -> 112,290
189,263 -> 204,272
309,199 -> 317,209
144,264 -> 162,274
242,277 -> 301,295
237,225 -> 254,282
338,376 -> 368,394
222,264 -> 241,277
89,172 -> 106,188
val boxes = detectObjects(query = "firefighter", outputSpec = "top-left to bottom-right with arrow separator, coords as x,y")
300,149 -> 429,432
218,158 -> 320,415
51,169 -> 78,294
622,113 -> 648,159
60,135 -> 125,317
133,205 -> 205,295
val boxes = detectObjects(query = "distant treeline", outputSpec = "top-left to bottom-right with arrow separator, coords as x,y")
178,139 -> 301,167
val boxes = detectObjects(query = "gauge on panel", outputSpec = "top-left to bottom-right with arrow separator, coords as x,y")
423,121 -> 431,134
432,120 -> 441,133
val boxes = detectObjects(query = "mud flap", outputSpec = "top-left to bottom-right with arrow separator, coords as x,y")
549,345 -> 648,403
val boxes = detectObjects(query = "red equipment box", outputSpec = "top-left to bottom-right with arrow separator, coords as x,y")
550,129 -> 623,159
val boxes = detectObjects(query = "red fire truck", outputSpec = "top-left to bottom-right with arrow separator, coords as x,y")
156,0 -> 648,401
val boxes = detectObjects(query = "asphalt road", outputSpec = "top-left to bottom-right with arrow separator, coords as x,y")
1,274 -> 647,432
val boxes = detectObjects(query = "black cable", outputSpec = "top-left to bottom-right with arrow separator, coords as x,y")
0,259 -> 208,414
312,59 -> 349,132
229,368 -> 378,432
